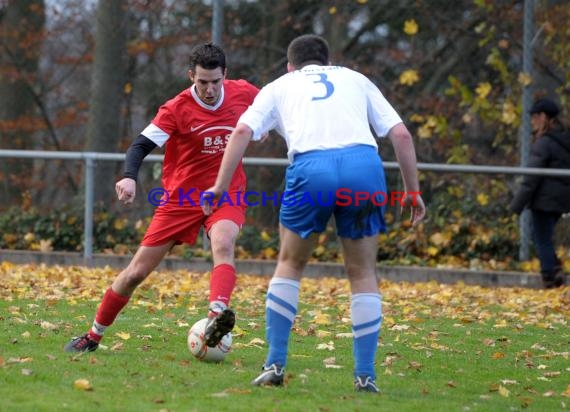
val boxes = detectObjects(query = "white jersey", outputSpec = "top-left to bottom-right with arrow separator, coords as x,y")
238,64 -> 402,161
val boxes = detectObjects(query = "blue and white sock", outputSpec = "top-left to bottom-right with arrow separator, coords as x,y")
265,277 -> 300,368
351,293 -> 382,379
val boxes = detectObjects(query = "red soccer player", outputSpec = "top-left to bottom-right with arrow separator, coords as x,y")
64,43 -> 259,353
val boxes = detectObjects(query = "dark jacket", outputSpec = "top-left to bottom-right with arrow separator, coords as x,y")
510,129 -> 570,214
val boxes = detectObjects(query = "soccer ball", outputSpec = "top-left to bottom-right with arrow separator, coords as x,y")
187,317 -> 232,363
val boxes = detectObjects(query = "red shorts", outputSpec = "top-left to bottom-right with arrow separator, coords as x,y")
141,204 -> 246,247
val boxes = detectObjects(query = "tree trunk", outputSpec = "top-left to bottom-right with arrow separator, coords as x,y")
85,0 -> 128,205
0,0 -> 45,205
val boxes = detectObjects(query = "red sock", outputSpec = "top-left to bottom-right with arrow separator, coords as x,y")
87,288 -> 130,341
209,264 -> 236,307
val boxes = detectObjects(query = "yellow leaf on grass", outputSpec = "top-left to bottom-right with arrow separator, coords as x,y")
40,321 -> 58,330
316,330 -> 331,338
316,341 -> 335,351
493,319 -> 508,328
74,379 -> 93,391
543,371 -> 561,378
115,332 -> 131,340
248,338 -> 265,346
409,361 -> 423,371
498,385 -> 510,397
323,356 -> 343,368
210,392 -> 229,398
313,312 -> 331,325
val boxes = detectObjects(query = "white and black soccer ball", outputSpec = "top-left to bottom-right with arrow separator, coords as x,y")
187,317 -> 232,363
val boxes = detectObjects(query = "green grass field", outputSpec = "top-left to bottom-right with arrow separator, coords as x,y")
0,263 -> 568,411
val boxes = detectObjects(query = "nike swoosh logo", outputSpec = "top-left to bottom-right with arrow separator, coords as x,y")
190,123 -> 206,132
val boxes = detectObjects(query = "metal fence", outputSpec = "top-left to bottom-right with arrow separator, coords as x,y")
1,149 -> 570,265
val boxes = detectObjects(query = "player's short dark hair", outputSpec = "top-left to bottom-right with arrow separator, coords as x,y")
189,43 -> 226,71
287,34 -> 329,69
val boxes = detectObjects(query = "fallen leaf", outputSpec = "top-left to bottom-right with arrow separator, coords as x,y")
316,341 -> 335,351
408,361 -> 423,371
248,338 -> 265,346
498,385 -> 510,397
543,371 -> 561,378
40,321 -> 58,330
115,332 -> 130,340
323,357 -> 336,365
74,379 -> 93,391
315,330 -> 331,338
210,392 -> 229,398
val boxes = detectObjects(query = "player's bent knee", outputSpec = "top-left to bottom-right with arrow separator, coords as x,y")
211,238 -> 235,257
121,266 -> 151,288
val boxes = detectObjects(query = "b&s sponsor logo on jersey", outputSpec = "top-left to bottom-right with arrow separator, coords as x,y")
193,125 -> 234,154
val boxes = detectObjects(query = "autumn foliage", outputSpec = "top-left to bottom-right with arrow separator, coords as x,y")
0,1 -> 569,270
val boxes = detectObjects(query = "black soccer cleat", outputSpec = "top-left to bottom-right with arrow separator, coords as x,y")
203,308 -> 235,348
251,364 -> 284,386
354,375 -> 380,393
64,334 -> 99,353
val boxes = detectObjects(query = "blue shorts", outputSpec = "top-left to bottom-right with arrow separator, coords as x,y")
280,145 -> 387,239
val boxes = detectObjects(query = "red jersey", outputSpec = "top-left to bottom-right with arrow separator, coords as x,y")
142,79 -> 259,206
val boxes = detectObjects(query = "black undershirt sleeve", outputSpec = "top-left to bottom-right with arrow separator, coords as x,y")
123,134 -> 158,181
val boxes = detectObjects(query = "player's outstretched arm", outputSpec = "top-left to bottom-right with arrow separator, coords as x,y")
202,123 -> 253,215
388,123 -> 426,226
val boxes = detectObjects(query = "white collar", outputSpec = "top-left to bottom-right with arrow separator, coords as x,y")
190,84 -> 225,110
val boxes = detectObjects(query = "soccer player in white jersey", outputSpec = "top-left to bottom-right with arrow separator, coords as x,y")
203,34 -> 426,393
